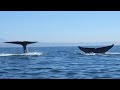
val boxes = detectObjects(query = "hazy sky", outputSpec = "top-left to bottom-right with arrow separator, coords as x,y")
0,11 -> 120,43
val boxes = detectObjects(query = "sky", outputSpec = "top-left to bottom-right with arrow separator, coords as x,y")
0,11 -> 120,44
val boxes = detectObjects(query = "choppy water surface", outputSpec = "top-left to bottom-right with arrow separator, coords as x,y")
0,46 -> 120,79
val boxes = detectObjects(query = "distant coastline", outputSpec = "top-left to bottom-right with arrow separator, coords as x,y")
0,42 -> 119,47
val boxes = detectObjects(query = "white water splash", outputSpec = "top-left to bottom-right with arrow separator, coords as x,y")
80,52 -> 96,55
80,52 -> 120,56
0,52 -> 43,57
83,53 -> 96,56
105,52 -> 120,55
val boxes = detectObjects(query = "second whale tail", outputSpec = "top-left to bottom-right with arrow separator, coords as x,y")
78,44 -> 114,53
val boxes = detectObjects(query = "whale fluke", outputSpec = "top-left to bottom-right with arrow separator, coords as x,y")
78,44 -> 114,53
4,41 -> 37,53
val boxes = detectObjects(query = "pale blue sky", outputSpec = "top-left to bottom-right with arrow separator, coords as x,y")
0,11 -> 120,43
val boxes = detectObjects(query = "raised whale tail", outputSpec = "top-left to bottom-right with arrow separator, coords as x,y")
78,44 -> 114,53
4,41 -> 37,53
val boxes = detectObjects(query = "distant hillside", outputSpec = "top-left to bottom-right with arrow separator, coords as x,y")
0,37 -> 7,42
0,42 -> 119,47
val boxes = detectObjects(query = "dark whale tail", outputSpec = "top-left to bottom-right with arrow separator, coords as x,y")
4,41 -> 37,53
78,44 -> 114,53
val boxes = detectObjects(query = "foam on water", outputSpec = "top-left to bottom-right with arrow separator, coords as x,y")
0,52 -> 43,57
106,52 -> 120,55
80,52 -> 96,56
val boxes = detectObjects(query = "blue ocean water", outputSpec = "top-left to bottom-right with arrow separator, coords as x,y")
0,46 -> 120,79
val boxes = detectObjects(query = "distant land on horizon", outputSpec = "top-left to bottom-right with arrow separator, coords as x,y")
0,42 -> 119,47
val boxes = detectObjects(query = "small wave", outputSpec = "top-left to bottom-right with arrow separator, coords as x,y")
105,52 -> 120,55
0,54 -> 16,57
0,52 -> 43,57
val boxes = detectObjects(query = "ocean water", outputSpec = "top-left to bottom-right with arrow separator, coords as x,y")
0,46 -> 120,79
